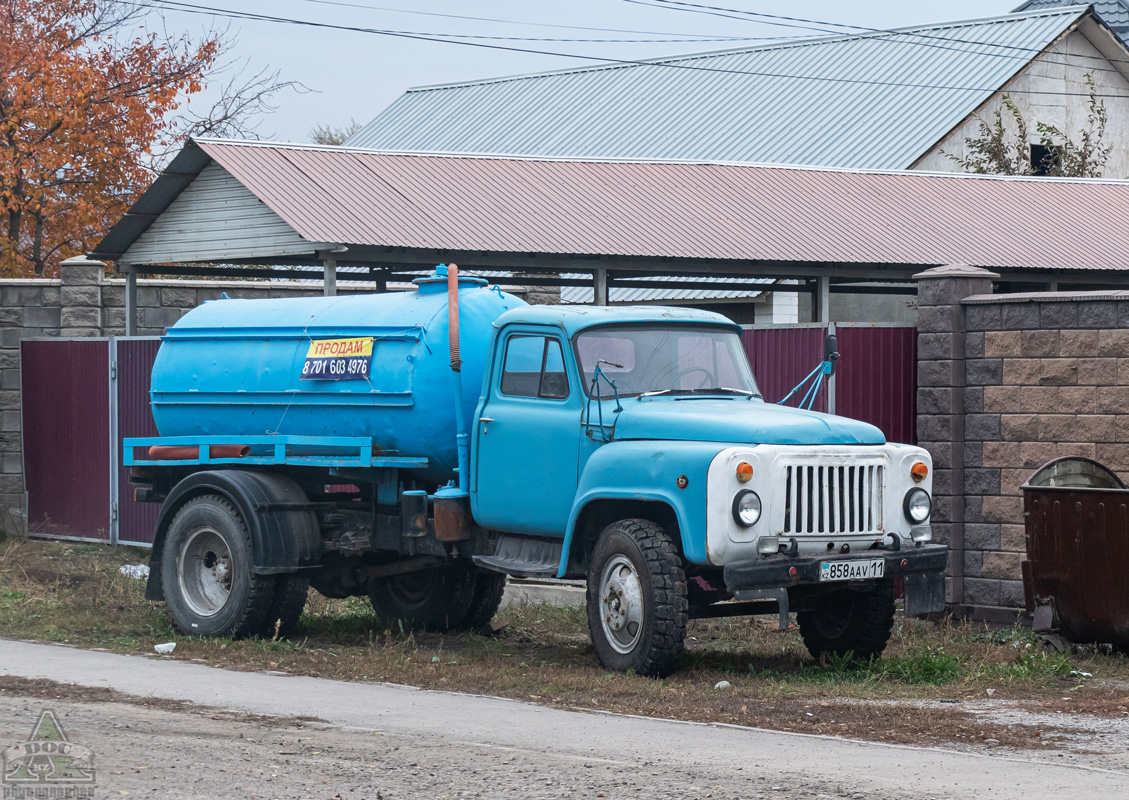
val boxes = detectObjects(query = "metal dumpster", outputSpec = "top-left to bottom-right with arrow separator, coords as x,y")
1021,457 -> 1129,650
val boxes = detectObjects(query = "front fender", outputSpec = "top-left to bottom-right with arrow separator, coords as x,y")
559,440 -> 725,575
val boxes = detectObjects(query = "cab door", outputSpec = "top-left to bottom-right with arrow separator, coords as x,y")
472,330 -> 581,537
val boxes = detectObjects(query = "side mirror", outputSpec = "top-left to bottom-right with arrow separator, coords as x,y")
823,334 -> 840,376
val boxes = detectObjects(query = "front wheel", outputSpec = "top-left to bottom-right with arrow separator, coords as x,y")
162,495 -> 275,638
797,579 -> 895,660
586,519 -> 688,677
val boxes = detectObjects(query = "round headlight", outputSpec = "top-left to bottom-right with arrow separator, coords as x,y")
732,490 -> 762,528
903,488 -> 932,523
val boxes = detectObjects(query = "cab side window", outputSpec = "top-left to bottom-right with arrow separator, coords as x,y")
501,335 -> 570,399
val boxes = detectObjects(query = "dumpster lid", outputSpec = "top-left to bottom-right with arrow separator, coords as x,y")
1023,457 -> 1126,490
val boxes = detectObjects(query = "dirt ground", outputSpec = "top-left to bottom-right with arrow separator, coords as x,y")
0,677 -> 933,800
6,668 -> 1129,800
2,538 -> 1128,757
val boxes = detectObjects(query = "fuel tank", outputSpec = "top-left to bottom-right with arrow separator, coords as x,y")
150,267 -> 527,484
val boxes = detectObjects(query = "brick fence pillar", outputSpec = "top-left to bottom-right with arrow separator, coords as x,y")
914,265 -> 998,609
58,256 -> 106,337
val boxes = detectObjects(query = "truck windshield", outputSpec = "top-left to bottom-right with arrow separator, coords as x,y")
575,326 -> 760,398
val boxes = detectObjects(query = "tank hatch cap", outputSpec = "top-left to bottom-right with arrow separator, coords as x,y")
414,264 -> 488,295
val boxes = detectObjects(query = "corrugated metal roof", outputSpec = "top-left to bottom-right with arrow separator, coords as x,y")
560,275 -> 769,304
92,138 -> 1129,274
1015,1 -> 1129,35
346,8 -> 1088,169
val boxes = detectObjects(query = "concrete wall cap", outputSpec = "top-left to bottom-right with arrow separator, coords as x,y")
60,256 -> 107,267
962,290 -> 1129,304
913,265 -> 1001,280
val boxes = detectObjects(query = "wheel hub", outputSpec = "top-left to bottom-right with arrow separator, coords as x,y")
178,527 -> 234,618
599,556 -> 644,654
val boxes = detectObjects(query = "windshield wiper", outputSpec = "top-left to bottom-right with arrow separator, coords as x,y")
637,387 -> 759,399
689,387 -> 758,396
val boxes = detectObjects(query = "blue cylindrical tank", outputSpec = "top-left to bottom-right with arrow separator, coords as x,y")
150,267 -> 527,484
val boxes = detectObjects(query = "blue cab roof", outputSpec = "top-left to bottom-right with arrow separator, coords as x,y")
493,304 -> 741,338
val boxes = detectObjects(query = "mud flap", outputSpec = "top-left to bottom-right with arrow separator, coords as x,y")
904,570 -> 945,616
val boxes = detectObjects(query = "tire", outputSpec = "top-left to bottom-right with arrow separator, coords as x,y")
260,574 -> 309,639
162,494 -> 275,638
797,579 -> 896,660
586,519 -> 688,677
462,569 -> 507,630
368,565 -> 477,633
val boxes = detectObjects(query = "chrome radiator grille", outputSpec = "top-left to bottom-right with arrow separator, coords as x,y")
782,464 -> 884,535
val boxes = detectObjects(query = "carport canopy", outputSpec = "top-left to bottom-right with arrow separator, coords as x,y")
92,137 -> 1129,333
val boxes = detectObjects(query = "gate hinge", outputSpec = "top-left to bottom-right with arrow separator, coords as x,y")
111,501 -> 118,521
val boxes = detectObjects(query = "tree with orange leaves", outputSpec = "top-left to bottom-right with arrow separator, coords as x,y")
1,1 -> 292,276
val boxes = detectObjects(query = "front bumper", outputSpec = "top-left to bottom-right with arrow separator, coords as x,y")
723,544 -> 949,616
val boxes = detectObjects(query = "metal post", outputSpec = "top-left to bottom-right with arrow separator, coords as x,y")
108,338 -> 119,545
827,322 -> 837,416
323,256 -> 337,297
813,275 -> 830,324
124,267 -> 138,336
369,266 -> 388,293
594,268 -> 608,306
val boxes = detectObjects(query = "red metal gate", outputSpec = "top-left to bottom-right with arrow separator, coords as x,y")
21,337 -> 162,544
835,326 -> 917,446
742,326 -> 829,413
743,324 -> 916,445
115,338 -> 161,544
21,339 -> 111,541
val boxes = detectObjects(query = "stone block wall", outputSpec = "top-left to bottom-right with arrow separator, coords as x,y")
917,264 -> 1129,618
0,259 -> 553,533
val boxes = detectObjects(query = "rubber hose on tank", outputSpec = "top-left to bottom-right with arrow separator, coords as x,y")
447,263 -> 461,372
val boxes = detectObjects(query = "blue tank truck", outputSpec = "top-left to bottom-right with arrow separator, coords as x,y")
126,265 -> 947,677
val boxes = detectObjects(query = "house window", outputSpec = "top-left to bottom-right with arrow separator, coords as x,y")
1030,144 -> 1062,176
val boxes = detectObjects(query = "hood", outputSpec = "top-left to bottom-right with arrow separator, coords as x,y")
611,397 -> 885,445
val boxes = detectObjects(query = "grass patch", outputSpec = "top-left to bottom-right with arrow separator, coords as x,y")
2,537 -> 1127,749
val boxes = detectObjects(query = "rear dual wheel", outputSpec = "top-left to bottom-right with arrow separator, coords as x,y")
162,495 -> 308,639
368,565 -> 506,632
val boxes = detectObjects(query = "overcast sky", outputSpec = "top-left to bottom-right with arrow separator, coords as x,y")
149,0 -> 1028,142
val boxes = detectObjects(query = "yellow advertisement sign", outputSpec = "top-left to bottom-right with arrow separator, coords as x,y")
301,337 -> 373,380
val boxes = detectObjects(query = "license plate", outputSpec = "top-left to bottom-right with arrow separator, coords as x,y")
819,559 -> 885,582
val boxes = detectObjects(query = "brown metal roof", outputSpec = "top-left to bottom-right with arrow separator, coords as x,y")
96,138 -> 1129,273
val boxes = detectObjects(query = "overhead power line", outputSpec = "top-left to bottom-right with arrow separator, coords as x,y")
136,0 -> 1129,100
630,0 -> 1129,74
292,0 -> 796,41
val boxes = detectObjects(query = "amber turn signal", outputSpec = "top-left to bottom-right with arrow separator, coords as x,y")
911,462 -> 929,482
736,461 -> 754,483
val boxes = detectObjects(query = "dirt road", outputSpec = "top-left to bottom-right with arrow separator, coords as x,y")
0,639 -> 1125,799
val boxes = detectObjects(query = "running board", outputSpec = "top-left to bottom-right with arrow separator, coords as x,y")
473,535 -> 562,579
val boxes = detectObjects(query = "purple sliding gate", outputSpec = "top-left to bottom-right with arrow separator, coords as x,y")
742,326 -> 829,413
21,339 -> 112,540
20,337 -> 161,544
836,326 -> 917,447
743,324 -> 917,446
115,339 -> 162,544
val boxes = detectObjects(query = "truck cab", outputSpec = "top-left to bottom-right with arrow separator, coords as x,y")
465,306 -> 944,674
127,272 -> 945,677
